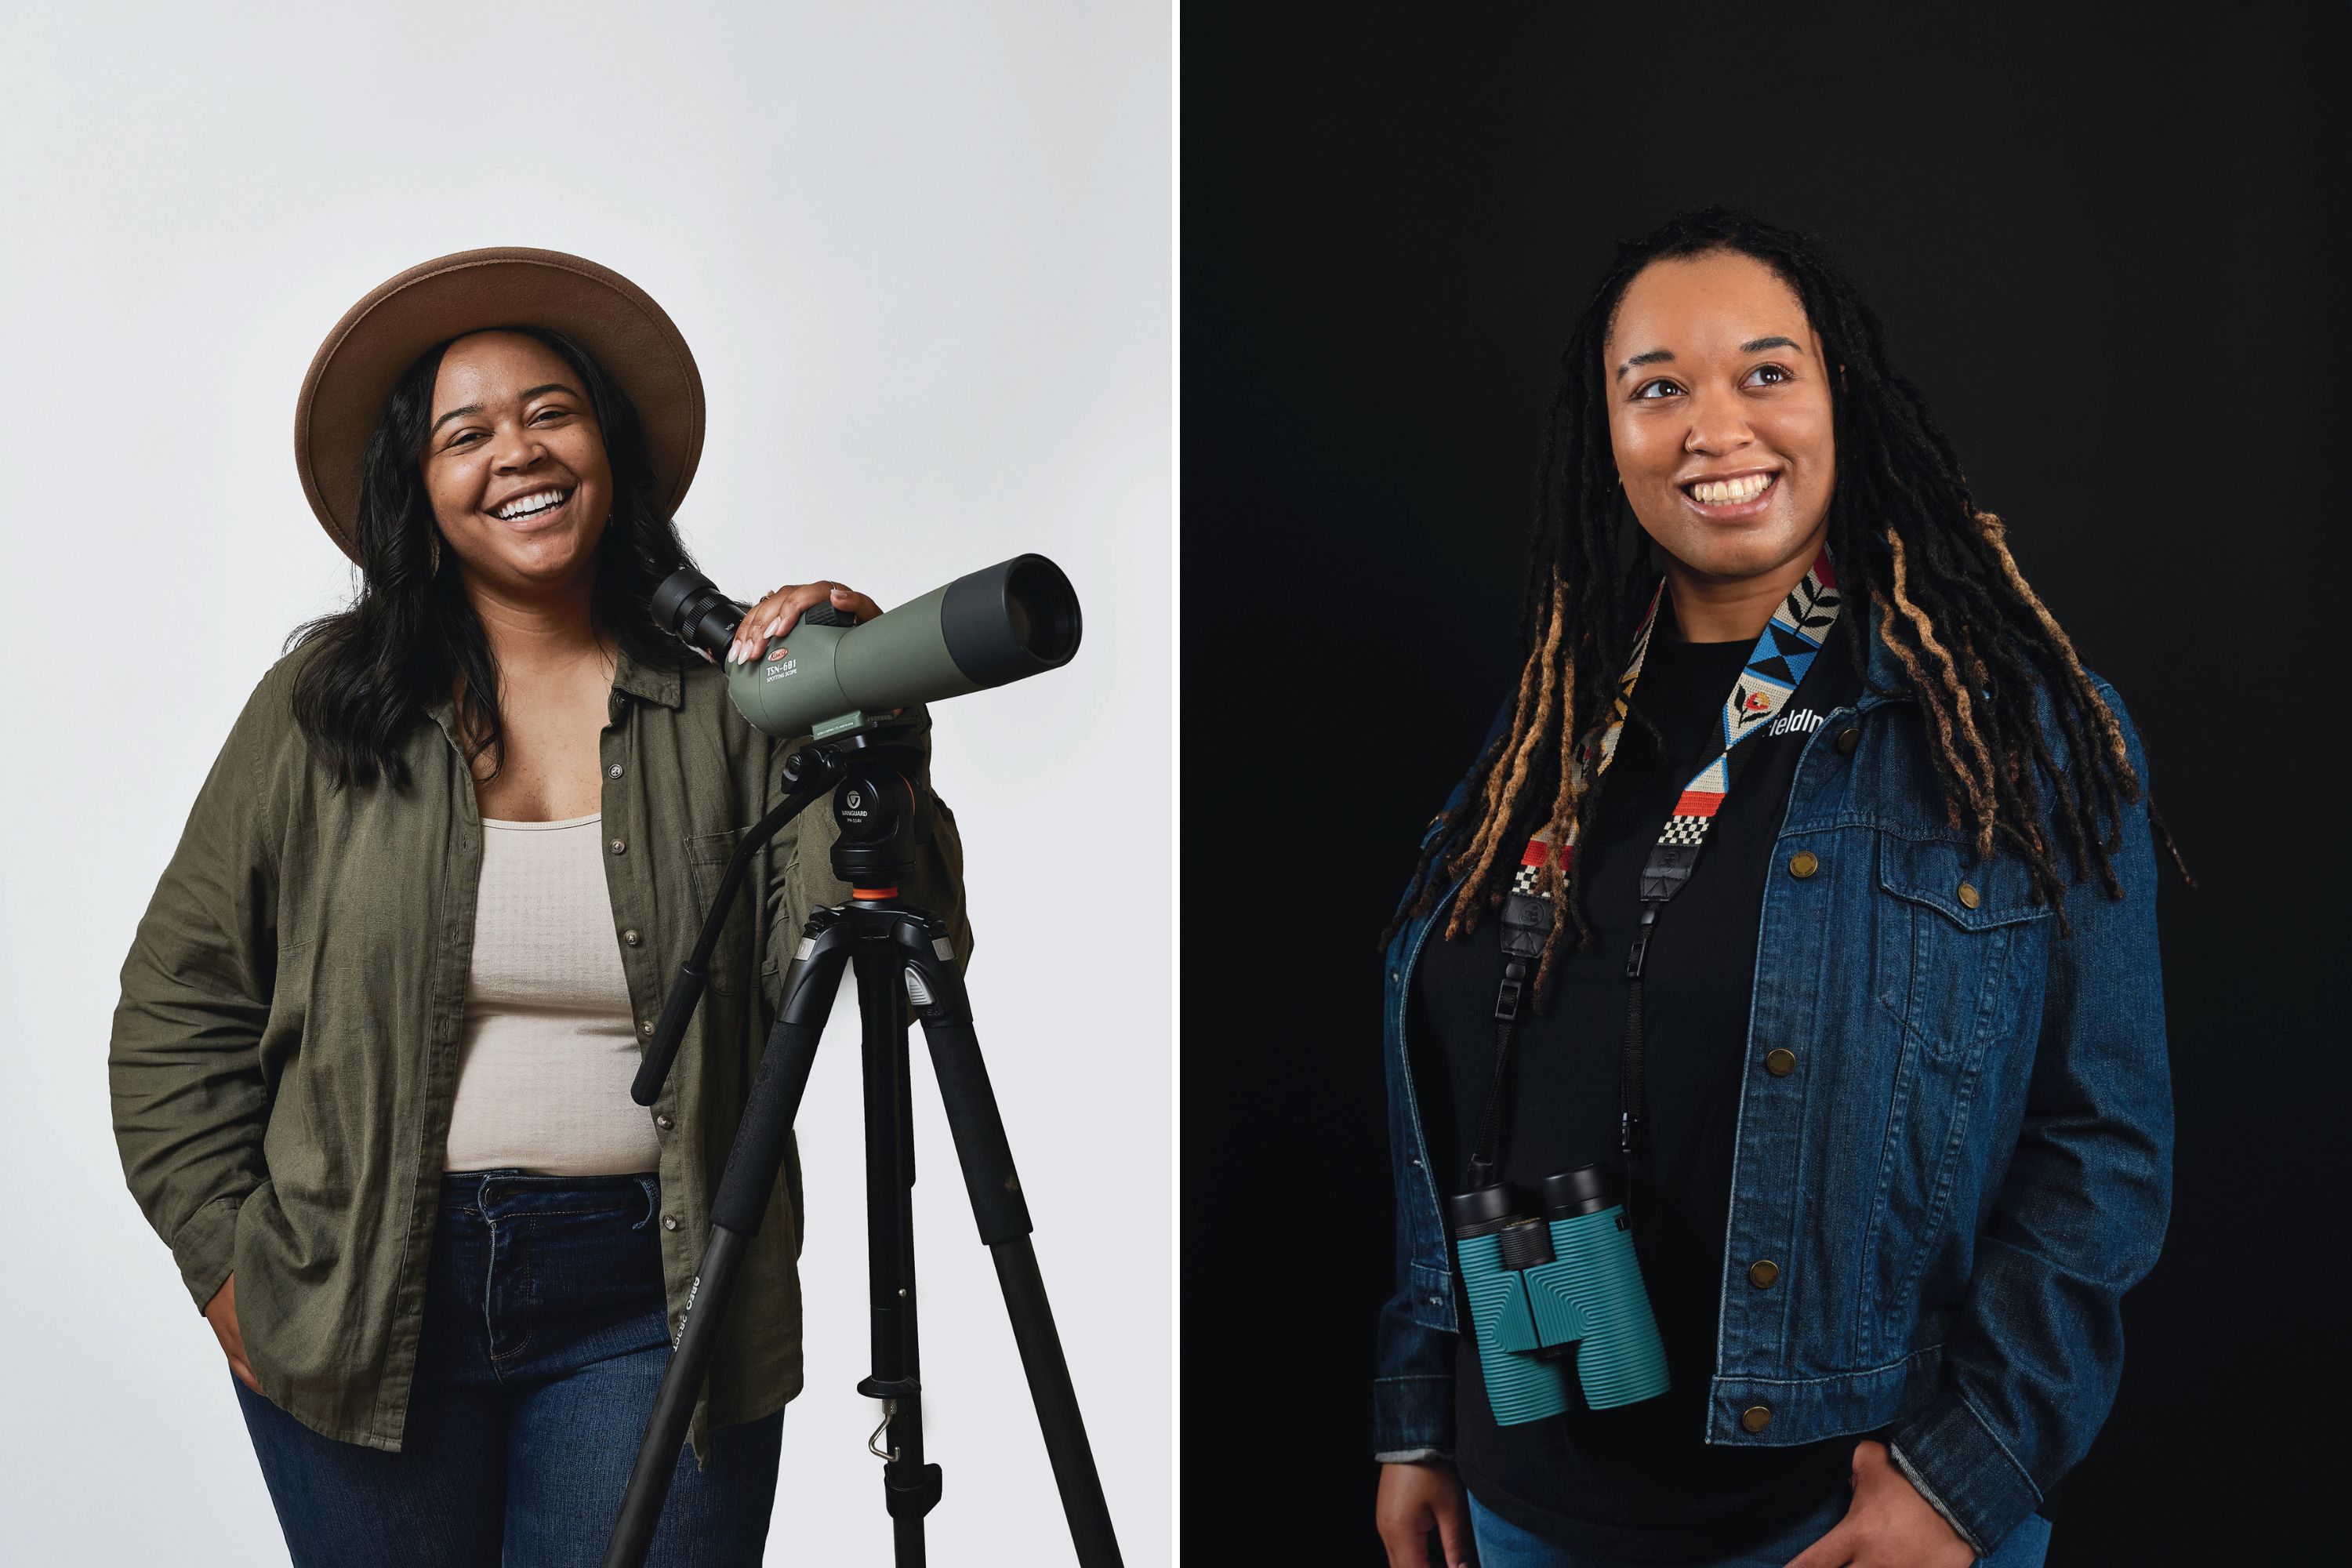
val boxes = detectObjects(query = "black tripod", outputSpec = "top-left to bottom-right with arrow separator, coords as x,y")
600,717 -> 1122,1567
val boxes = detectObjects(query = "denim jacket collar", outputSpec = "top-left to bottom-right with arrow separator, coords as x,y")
1853,600 -> 1916,716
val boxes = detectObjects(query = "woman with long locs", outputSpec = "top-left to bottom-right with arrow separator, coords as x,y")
107,249 -> 970,1566
1373,209 -> 2183,1568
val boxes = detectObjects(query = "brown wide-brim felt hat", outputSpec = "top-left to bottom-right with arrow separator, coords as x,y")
295,246 -> 704,564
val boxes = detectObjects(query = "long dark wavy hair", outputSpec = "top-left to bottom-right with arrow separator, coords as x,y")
1386,207 -> 2187,1002
286,325 -> 700,789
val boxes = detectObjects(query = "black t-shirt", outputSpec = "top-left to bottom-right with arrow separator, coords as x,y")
1410,612 -> 1866,1562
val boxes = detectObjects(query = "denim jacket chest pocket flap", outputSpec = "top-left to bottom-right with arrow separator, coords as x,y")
1871,832 -> 2051,1065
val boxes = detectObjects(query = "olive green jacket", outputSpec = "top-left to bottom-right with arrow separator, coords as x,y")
107,638 -> 971,1458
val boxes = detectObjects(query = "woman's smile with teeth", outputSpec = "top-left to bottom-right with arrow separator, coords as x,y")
1684,472 -> 1775,506
492,488 -> 571,521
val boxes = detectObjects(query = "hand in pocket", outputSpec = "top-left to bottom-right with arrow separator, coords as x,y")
203,1272 -> 261,1394
1782,1440 -> 1973,1568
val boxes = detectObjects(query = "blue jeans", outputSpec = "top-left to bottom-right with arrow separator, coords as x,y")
1466,1487 -> 2053,1567
234,1171 -> 785,1566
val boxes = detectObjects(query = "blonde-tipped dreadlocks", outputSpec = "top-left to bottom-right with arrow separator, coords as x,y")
1385,207 -> 2190,1006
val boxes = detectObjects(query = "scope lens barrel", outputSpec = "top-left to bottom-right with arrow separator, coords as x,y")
938,554 -> 1082,688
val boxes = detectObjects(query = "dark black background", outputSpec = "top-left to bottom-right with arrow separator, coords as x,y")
1182,5 -> 2343,1561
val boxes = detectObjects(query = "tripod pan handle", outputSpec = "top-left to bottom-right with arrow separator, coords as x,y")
630,965 -> 708,1107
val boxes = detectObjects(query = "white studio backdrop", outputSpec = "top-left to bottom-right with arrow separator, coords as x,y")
0,5 -> 1170,1564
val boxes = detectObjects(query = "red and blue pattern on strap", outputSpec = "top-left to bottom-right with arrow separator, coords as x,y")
1512,552 -> 1843,899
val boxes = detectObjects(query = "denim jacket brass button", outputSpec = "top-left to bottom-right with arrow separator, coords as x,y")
1741,1405 -> 1773,1432
1764,1047 -> 1797,1076
1958,881 -> 1981,909
1788,851 -> 1819,880
1835,727 -> 1860,755
1748,1259 -> 1780,1288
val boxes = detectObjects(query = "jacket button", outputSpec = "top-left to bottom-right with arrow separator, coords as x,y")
1835,727 -> 1860,755
610,837 -> 627,855
1957,881 -> 1981,909
1741,1405 -> 1773,1432
662,1214 -> 681,1232
608,763 -> 624,779
1788,851 -> 1819,880
655,1114 -> 674,1131
622,928 -> 643,946
1748,1259 -> 1780,1288
641,1019 -> 656,1036
1764,1047 -> 1797,1076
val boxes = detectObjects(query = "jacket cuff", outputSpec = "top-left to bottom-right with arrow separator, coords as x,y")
1884,1391 -> 2041,1556
171,1193 -> 245,1315
1373,1374 -> 1454,1461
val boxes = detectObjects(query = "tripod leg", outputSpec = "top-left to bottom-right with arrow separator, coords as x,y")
851,936 -> 942,1566
896,926 -> 1125,1568
601,913 -> 855,1568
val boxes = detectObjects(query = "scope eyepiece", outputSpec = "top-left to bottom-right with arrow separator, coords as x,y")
650,568 -> 743,659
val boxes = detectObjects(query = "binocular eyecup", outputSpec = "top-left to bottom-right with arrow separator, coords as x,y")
1447,1164 -> 1619,1236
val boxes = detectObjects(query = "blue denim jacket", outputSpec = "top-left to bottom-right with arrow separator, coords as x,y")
1375,603 -> 2172,1555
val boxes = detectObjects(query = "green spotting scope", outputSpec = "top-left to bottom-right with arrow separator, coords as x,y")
650,554 -> 1081,741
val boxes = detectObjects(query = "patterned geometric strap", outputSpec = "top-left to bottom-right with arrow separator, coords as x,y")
1515,551 -> 1842,897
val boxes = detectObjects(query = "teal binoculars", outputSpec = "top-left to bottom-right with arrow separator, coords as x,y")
1447,1166 -> 1670,1424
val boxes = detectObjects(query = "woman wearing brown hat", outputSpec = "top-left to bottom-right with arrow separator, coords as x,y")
107,249 -> 971,1566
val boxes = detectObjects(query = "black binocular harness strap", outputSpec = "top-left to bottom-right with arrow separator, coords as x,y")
1461,553 -> 1845,1218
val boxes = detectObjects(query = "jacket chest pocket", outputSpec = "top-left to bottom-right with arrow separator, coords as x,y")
684,828 -> 759,995
1871,833 -> 2049,1064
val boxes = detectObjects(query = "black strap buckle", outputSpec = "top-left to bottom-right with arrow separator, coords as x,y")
1494,959 -> 1527,1023
1625,902 -> 1663,979
1494,978 -> 1523,1022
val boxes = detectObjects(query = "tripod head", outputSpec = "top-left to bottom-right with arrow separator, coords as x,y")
810,713 -> 935,895
627,709 -> 938,1110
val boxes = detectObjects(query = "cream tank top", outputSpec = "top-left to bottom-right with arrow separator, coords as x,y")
441,813 -> 662,1176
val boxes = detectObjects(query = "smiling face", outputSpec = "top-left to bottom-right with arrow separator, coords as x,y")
421,330 -> 612,590
1603,250 -> 1836,594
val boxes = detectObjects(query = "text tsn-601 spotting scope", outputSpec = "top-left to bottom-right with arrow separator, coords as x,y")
600,554 -> 1119,1568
